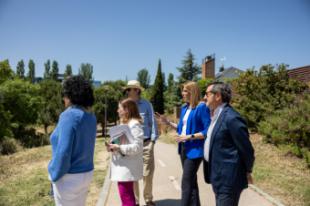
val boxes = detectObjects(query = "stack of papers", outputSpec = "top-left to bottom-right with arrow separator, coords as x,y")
108,125 -> 134,145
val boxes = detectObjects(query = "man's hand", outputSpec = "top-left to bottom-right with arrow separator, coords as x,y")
247,172 -> 254,184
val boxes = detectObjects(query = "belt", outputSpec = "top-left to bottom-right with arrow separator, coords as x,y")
144,138 -> 151,142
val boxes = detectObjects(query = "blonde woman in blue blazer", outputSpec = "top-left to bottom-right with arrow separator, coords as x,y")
157,81 -> 211,206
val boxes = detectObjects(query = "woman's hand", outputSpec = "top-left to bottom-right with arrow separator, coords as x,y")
105,142 -> 120,152
176,135 -> 191,143
108,143 -> 120,151
155,112 -> 169,124
105,141 -> 112,152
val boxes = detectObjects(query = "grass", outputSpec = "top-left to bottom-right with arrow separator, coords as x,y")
251,134 -> 310,206
0,137 -> 109,206
160,131 -> 310,206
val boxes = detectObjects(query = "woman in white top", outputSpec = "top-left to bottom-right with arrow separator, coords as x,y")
107,98 -> 144,206
156,81 -> 211,206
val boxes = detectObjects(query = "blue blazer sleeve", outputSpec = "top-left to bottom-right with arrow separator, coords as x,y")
48,113 -> 76,182
198,104 -> 211,136
227,115 -> 255,173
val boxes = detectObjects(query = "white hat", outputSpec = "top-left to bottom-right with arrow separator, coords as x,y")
123,80 -> 144,91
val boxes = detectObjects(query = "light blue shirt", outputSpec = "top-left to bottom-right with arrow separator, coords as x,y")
137,98 -> 159,141
48,106 -> 97,182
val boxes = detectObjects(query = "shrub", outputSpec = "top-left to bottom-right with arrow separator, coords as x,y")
232,64 -> 308,131
0,137 -> 20,155
13,128 -> 49,148
258,94 -> 310,164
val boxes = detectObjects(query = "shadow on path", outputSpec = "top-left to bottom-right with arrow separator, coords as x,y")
154,199 -> 181,206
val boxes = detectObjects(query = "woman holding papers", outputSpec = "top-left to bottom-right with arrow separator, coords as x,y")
107,98 -> 144,206
156,81 -> 211,206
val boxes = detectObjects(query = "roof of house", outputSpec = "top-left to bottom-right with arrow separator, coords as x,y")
287,65 -> 310,83
215,67 -> 244,80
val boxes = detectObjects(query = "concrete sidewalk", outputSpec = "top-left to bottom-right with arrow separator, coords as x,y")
103,141 -> 278,206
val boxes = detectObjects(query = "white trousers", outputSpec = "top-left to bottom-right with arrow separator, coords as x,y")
52,171 -> 93,206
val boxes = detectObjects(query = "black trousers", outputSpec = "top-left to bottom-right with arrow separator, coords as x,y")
215,191 -> 242,206
180,145 -> 202,206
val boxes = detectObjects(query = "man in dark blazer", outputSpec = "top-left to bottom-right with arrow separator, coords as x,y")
203,82 -> 255,206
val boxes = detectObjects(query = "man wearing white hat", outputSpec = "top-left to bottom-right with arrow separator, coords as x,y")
124,80 -> 159,206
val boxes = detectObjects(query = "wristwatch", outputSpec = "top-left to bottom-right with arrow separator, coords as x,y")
191,134 -> 195,139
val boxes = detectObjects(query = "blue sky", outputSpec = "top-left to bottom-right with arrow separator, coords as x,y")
0,0 -> 309,82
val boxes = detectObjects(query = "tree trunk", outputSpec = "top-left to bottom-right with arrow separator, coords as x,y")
101,120 -> 106,137
44,125 -> 48,135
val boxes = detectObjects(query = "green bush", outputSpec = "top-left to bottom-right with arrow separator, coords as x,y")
232,64 -> 308,131
0,137 -> 20,155
0,100 -> 12,142
13,128 -> 49,148
258,94 -> 310,165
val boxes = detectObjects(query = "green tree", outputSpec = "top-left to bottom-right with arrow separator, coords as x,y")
50,60 -> 59,81
167,73 -> 175,91
94,80 -> 126,136
151,59 -> 165,114
38,80 -> 63,134
197,78 -> 214,97
79,63 -> 93,81
0,60 -> 14,84
0,79 -> 41,146
64,64 -> 73,78
177,49 -> 201,84
0,95 -> 12,141
232,64 -> 307,130
162,71 -> 167,92
44,60 -> 51,79
16,60 -> 25,78
219,65 -> 225,72
258,94 -> 310,166
164,73 -> 180,113
137,68 -> 150,89
27,59 -> 35,83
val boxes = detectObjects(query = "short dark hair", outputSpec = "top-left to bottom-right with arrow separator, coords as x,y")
62,75 -> 95,107
207,81 -> 232,103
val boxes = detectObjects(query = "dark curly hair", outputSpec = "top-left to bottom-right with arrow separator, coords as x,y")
62,75 -> 95,107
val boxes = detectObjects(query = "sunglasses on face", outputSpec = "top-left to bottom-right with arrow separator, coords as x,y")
127,88 -> 139,92
205,91 -> 215,97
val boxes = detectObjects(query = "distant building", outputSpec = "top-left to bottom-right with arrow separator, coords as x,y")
202,54 -> 215,79
287,65 -> 310,84
201,54 -> 244,81
215,67 -> 244,81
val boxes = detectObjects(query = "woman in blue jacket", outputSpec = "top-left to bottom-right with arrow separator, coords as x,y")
156,81 -> 211,206
48,75 -> 97,206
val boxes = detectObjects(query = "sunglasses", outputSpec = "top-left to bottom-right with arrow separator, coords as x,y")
127,88 -> 139,92
205,91 -> 215,97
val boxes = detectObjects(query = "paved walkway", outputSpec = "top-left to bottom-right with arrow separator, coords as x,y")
104,141 -> 274,206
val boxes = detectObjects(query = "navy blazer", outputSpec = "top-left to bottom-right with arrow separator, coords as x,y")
177,102 -> 211,159
203,104 -> 255,194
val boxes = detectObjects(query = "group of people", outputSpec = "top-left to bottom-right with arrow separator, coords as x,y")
47,75 -> 255,206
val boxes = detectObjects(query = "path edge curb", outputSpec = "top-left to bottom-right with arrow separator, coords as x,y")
96,164 -> 111,206
249,184 -> 285,206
